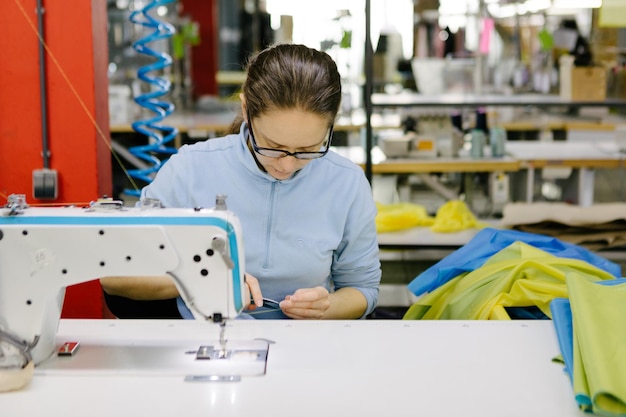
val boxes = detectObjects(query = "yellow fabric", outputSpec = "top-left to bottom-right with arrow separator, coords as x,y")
375,200 -> 487,233
567,274 -> 626,416
403,242 -> 616,320
375,202 -> 434,233
430,200 -> 489,233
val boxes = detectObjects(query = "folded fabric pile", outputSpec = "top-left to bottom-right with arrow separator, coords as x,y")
404,227 -> 625,413
430,200 -> 488,233
404,228 -> 621,320
501,202 -> 626,251
375,202 -> 434,233
376,200 -> 487,233
551,277 -> 626,416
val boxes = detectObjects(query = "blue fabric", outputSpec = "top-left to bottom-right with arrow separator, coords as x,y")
407,227 -> 621,296
143,123 -> 381,319
550,278 -> 626,384
550,298 -> 575,382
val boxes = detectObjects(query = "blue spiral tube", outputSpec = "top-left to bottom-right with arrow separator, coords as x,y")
125,0 -> 179,197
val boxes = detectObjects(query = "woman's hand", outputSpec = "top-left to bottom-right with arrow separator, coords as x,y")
279,286 -> 330,319
244,273 -> 264,310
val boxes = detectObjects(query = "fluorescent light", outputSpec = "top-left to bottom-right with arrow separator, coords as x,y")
266,0 -> 358,17
552,0 -> 602,8
524,0 -> 551,12
487,4 -> 518,18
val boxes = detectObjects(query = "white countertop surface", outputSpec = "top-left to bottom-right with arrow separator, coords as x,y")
377,226 -> 488,248
504,140 -> 622,160
2,319 -> 583,417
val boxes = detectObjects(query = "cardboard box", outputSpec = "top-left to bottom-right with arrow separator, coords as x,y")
560,65 -> 607,101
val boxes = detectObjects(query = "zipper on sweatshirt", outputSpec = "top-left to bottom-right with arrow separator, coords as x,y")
263,182 -> 276,268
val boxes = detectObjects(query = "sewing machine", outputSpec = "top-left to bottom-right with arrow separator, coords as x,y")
0,194 -> 264,387
0,196 -> 583,414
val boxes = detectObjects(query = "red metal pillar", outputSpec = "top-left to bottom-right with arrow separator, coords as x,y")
0,0 -> 112,318
180,0 -> 219,98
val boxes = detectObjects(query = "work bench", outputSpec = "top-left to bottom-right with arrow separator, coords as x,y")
3,319 -> 581,417
110,110 -> 625,207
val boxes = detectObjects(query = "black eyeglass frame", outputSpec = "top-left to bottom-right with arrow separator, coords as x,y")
246,111 -> 334,160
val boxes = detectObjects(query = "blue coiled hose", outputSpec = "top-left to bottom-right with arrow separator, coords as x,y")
126,0 -> 179,197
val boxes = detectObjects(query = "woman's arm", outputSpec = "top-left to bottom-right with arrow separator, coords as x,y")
100,276 -> 179,300
325,287 -> 368,319
101,273 -> 262,306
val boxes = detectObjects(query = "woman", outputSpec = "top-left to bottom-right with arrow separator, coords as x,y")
101,44 -> 381,319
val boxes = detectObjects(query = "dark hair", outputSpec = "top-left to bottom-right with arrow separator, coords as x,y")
229,44 -> 342,133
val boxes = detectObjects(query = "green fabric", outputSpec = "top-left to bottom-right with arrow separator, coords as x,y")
538,28 -> 554,51
172,22 -> 200,59
567,273 -> 626,416
403,241 -> 616,320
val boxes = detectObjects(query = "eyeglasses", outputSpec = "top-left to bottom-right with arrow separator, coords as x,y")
247,111 -> 333,160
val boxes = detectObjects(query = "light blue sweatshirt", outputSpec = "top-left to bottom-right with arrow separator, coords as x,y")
141,123 -> 381,319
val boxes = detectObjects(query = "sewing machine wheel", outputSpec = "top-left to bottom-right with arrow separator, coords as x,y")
0,333 -> 35,392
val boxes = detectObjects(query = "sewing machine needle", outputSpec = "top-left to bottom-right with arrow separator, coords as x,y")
218,321 -> 227,358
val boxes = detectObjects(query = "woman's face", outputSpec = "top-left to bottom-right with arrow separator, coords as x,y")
246,108 -> 331,181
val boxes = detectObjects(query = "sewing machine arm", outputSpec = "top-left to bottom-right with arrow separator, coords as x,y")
0,202 -> 246,364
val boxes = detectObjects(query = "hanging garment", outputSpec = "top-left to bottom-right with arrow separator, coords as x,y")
551,277 -> 626,416
403,242 -> 618,320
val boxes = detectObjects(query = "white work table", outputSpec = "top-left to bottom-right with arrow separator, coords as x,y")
3,319 -> 582,417
378,225 -> 490,249
377,222 -> 503,262
338,139 -> 625,206
505,141 -> 624,207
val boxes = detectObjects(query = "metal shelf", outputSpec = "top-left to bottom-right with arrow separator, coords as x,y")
371,93 -> 626,108
361,1 -> 626,185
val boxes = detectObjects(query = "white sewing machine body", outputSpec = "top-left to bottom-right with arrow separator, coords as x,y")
0,200 -> 246,364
